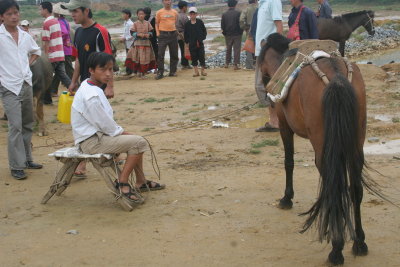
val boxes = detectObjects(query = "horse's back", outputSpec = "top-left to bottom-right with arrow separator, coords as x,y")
285,58 -> 366,142
31,55 -> 53,95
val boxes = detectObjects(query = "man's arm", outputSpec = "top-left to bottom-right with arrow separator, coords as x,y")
307,12 -> 319,39
239,8 -> 247,30
274,20 -> 283,34
68,58 -> 80,94
221,14 -> 226,35
42,40 -> 49,55
155,11 -> 160,36
104,75 -> 114,99
29,54 -> 39,65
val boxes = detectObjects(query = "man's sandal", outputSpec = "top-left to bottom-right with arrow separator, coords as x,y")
139,180 -> 166,192
115,181 -> 144,204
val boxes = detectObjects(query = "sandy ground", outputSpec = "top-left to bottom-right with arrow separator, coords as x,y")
0,64 -> 399,266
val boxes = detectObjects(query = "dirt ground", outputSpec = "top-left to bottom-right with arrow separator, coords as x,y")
0,62 -> 399,266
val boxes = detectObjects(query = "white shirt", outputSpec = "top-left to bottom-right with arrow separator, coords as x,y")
255,0 -> 282,56
123,19 -> 134,49
0,24 -> 41,95
71,79 -> 124,145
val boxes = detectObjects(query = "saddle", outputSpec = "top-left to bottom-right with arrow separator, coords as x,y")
265,40 -> 339,97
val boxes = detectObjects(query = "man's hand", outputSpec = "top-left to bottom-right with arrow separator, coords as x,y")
120,37 -> 125,43
68,82 -> 78,96
104,86 -> 114,99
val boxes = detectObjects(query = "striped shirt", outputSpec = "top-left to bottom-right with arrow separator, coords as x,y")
42,16 -> 65,62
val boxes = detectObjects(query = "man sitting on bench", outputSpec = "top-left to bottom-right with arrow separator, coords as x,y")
71,52 -> 165,203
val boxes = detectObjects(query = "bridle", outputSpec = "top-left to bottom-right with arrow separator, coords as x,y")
364,13 -> 375,33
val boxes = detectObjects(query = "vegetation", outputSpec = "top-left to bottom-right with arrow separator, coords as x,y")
251,139 -> 279,148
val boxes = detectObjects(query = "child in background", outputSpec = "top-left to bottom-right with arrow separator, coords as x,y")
184,7 -> 207,77
125,8 -> 156,78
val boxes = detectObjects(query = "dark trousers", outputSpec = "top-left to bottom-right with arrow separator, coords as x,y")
178,39 -> 189,67
157,31 -> 179,74
225,34 -> 242,65
189,43 -> 205,67
45,60 -> 72,104
50,55 -> 74,95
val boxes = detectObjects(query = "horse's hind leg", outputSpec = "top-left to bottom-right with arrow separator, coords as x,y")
351,160 -> 368,256
329,239 -> 345,265
278,120 -> 294,209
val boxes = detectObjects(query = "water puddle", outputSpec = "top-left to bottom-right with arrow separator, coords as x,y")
239,117 -> 266,129
357,49 -> 400,66
374,114 -> 394,122
364,139 -> 400,155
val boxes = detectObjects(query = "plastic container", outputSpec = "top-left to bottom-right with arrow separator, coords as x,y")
57,91 -> 74,124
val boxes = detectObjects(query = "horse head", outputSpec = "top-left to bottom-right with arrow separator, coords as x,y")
258,33 -> 290,85
363,10 -> 375,36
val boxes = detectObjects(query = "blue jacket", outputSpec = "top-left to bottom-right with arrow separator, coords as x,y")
319,0 -> 332,19
288,5 -> 319,40
250,8 -> 258,40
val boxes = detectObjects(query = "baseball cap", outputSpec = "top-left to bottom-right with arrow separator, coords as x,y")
20,20 -> 30,26
188,7 -> 197,13
61,0 -> 91,11
53,3 -> 71,16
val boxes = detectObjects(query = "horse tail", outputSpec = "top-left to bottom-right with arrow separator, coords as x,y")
301,73 -> 363,243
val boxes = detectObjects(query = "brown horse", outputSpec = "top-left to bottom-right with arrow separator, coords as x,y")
258,33 -> 369,265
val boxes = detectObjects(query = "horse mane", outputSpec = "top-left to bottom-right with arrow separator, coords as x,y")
258,33 -> 290,64
332,10 -> 374,23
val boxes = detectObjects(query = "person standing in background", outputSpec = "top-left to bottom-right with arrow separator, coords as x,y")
240,0 -> 257,70
155,0 -> 179,80
40,1 -> 71,105
144,7 -> 158,63
316,0 -> 332,19
221,0 -> 243,70
288,0 -> 318,40
177,1 -> 190,69
254,0 -> 283,132
120,9 -> 134,75
50,3 -> 74,97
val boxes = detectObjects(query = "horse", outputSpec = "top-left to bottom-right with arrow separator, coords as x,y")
318,10 -> 375,56
258,33 -> 371,265
31,54 -> 54,136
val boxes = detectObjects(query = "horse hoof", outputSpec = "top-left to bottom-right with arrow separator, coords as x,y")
352,241 -> 368,256
278,198 -> 293,209
328,250 -> 344,266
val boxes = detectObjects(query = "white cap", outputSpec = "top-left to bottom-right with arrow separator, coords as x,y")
20,20 -> 30,26
188,7 -> 197,13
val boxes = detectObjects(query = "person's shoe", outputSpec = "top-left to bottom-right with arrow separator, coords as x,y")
43,101 -> 53,105
11,170 -> 27,180
224,64 -> 229,68
26,161 -> 43,169
182,65 -> 192,69
168,72 -> 177,77
155,73 -> 164,80
0,113 -> 7,121
234,65 -> 241,70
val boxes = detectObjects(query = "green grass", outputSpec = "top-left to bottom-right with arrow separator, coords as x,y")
142,127 -> 155,132
392,117 -> 400,123
212,35 -> 225,45
191,118 -> 200,122
251,139 -> 279,148
249,149 -> 261,154
143,97 -> 174,103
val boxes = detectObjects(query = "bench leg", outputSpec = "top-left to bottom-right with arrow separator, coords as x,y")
91,159 -> 141,212
41,159 -> 79,204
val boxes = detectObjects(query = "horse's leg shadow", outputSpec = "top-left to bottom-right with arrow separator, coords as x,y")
278,118 -> 294,210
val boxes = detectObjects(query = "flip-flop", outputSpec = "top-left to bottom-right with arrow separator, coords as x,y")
139,180 -> 166,192
255,123 -> 279,132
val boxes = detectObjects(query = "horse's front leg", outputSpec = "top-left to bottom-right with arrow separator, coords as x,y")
278,119 -> 294,209
339,41 -> 346,57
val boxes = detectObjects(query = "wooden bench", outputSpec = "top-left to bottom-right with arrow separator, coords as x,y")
41,146 -> 139,211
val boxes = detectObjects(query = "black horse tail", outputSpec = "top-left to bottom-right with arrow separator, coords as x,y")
301,73 -> 363,243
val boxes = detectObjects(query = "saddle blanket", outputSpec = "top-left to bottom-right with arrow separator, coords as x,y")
49,146 -> 113,159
